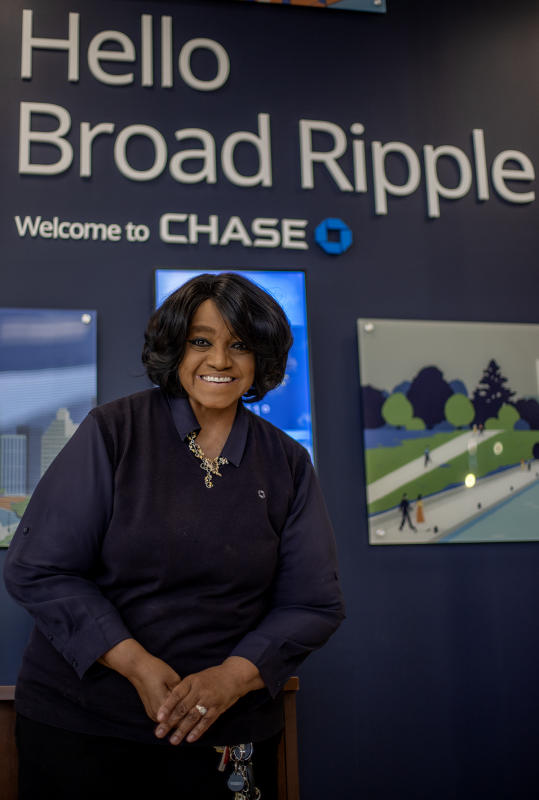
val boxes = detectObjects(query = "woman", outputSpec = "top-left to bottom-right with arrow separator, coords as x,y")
4,273 -> 345,800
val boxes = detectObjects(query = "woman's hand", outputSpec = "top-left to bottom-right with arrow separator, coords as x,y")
99,638 -> 181,722
155,656 -> 264,745
128,654 -> 182,722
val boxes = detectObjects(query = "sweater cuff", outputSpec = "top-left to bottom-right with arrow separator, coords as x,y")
229,632 -> 287,699
60,610 -> 132,679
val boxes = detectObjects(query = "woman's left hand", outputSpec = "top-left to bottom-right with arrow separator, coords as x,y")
154,656 -> 264,744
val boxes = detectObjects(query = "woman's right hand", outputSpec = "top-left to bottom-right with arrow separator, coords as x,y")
98,638 -> 181,722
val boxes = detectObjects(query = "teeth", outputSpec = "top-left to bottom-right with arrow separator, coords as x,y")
201,376 -> 233,383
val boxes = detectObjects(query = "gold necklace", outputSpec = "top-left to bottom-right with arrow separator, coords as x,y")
187,431 -> 229,489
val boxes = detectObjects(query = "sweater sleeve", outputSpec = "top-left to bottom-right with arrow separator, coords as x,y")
228,451 -> 345,697
3,413 -> 132,679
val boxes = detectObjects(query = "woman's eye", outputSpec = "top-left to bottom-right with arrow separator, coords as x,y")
189,338 -> 210,347
232,341 -> 249,351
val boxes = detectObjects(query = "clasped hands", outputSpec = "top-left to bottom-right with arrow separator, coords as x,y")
99,639 -> 263,745
154,661 -> 245,745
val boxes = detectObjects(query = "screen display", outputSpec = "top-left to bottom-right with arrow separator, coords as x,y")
155,269 -> 314,460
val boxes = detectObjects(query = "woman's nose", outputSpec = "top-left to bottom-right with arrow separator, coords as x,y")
208,344 -> 232,369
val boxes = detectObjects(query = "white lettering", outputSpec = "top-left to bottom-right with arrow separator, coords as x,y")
371,141 -> 421,215
169,129 -> 216,184
21,11 -> 231,91
188,214 -> 219,244
39,220 -> 53,238
69,222 -> 85,239
80,122 -> 115,177
141,15 -> 153,87
299,119 -> 353,192
492,150 -> 535,204
219,216 -> 252,246
19,102 -> 73,175
14,215 -> 41,237
14,215 -> 123,242
282,219 -> 308,250
252,218 -> 280,248
158,213 -> 308,249
472,129 -> 489,201
125,222 -> 150,241
87,30 -> 135,86
221,113 -> 272,187
350,123 -> 367,193
178,38 -> 230,91
423,144 -> 472,218
114,124 -> 167,181
21,9 -> 79,81
161,16 -> 173,87
160,212 -> 188,243
108,224 -> 122,241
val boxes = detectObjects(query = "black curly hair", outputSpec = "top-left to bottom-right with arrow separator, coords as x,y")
142,272 -> 293,402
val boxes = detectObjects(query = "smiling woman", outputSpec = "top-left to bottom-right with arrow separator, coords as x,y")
144,274 -> 290,462
4,272 -> 345,800
178,299 -> 256,420
143,272 -> 292,401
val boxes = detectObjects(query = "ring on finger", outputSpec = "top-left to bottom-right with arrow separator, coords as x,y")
195,704 -> 208,716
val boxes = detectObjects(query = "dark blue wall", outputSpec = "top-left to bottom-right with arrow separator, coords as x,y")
2,0 -> 539,797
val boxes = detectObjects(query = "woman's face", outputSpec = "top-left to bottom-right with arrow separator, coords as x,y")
178,299 -> 255,413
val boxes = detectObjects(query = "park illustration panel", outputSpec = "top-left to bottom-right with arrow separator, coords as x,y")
357,319 -> 539,545
0,308 -> 97,548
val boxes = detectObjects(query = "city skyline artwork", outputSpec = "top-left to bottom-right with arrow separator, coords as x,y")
0,308 -> 97,547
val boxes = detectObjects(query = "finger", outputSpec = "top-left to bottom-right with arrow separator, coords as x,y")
155,701 -> 190,738
165,684 -> 201,727
185,711 -> 216,743
169,705 -> 214,745
155,687 -> 200,737
156,681 -> 190,722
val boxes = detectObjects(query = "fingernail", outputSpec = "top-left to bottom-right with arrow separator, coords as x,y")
187,734 -> 195,743
157,712 -> 164,721
156,726 -> 165,736
170,735 -> 179,745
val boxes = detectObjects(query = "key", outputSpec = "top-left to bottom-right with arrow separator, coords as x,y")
231,743 -> 253,762
228,742 -> 259,799
227,769 -> 246,792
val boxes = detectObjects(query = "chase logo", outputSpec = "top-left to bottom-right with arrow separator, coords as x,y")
314,217 -> 353,255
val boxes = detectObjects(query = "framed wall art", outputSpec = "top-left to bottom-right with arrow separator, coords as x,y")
0,308 -> 97,548
358,318 -> 539,544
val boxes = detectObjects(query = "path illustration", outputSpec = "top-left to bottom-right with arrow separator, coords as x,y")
366,429 -> 501,505
369,462 -> 539,544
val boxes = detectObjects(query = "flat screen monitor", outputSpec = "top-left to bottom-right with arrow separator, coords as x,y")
155,269 -> 314,461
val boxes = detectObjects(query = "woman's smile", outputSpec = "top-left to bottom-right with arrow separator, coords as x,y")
199,375 -> 235,383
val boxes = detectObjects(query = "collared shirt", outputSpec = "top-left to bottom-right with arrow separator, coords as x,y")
4,389 -> 344,744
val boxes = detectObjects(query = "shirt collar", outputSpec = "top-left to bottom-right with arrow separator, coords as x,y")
166,394 -> 249,467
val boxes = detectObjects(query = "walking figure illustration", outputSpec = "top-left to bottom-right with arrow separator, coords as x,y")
399,493 -> 416,531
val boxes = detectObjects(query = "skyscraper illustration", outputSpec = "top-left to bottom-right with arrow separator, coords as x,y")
0,434 -> 27,495
40,408 -> 78,477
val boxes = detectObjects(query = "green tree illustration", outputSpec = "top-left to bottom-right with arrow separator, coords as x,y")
444,394 -> 475,428
382,392 -> 425,430
485,403 -> 520,430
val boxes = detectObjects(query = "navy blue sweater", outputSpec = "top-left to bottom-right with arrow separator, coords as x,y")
4,389 -> 344,744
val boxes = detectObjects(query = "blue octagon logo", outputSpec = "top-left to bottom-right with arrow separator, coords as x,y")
314,218 -> 353,255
